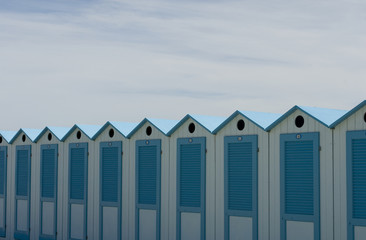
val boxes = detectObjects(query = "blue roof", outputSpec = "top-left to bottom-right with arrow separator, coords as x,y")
127,118 -> 179,138
93,121 -> 138,139
167,114 -> 227,135
9,128 -> 43,143
213,110 -> 281,133
61,124 -> 102,141
0,130 -> 17,143
266,105 -> 348,130
329,100 -> 366,128
34,126 -> 71,142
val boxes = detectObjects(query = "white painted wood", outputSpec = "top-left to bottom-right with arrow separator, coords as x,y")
42,202 -> 54,235
229,216 -> 252,240
139,209 -> 157,240
16,200 -> 28,231
37,129 -> 65,240
70,203 -> 84,239
169,117 -> 216,240
181,212 -> 200,240
129,121 -> 170,240
286,221 -> 314,240
269,109 -> 334,240
93,124 -> 130,240
215,114 -> 269,240
333,105 -> 366,240
103,206 -> 119,240
354,226 -> 366,240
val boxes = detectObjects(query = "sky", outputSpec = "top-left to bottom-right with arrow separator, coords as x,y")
0,0 -> 365,130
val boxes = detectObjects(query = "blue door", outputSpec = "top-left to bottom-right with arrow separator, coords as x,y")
135,139 -> 161,240
14,145 -> 31,240
40,144 -> 58,240
0,146 -> 7,237
68,143 -> 88,240
177,137 -> 206,240
280,132 -> 320,240
347,130 -> 366,240
224,135 -> 258,240
100,141 -> 122,240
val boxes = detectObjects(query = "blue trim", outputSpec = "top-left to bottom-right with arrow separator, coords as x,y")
68,142 -> 88,240
93,121 -> 137,140
127,118 -> 178,138
61,125 -> 101,141
0,131 -> 16,143
99,141 -> 122,240
10,128 -> 42,144
135,139 -> 161,240
280,132 -> 320,240
39,144 -> 58,240
347,130 -> 366,240
224,135 -> 258,240
176,137 -> 206,240
14,145 -> 31,240
0,146 -> 7,238
34,127 -> 71,142
330,100 -> 366,128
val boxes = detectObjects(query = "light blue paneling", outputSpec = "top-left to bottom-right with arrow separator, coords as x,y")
68,142 -> 88,240
0,146 -> 7,238
224,135 -> 258,240
177,137 -> 206,240
280,133 -> 320,240
100,141 -> 122,240
347,130 -> 366,240
40,144 -> 58,240
14,145 -> 31,240
135,139 -> 161,240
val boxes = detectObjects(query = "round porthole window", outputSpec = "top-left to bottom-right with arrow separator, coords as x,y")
237,119 -> 245,131
76,131 -> 82,139
295,115 -> 305,128
146,126 -> 152,136
188,123 -> 195,133
22,134 -> 26,142
364,112 -> 366,123
0,136 -> 3,144
109,129 -> 115,138
48,133 -> 52,141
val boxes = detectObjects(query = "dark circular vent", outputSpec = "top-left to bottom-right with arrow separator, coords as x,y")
146,126 -> 152,136
188,123 -> 196,133
237,119 -> 245,131
76,131 -> 82,139
295,115 -> 305,128
22,134 -> 26,142
48,133 -> 52,141
109,129 -> 115,138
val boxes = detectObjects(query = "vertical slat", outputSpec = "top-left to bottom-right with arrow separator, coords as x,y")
17,150 -> 29,197
70,147 -> 86,200
41,148 -> 56,199
0,150 -> 5,196
351,138 -> 366,219
102,146 -> 119,203
138,145 -> 157,205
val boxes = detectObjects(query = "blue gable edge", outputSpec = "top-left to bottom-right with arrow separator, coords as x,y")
329,100 -> 366,128
92,121 -> 138,140
9,128 -> 42,144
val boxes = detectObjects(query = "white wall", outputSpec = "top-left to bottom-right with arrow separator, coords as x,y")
215,114 -> 269,240
269,109 -> 333,240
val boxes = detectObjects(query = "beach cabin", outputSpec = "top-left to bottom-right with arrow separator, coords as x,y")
266,106 -> 346,240
127,118 -> 178,240
92,121 -> 137,240
61,124 -> 101,240
34,126 -> 70,240
0,131 -> 16,239
330,100 -> 366,240
167,114 -> 226,240
10,128 -> 42,240
213,110 -> 280,240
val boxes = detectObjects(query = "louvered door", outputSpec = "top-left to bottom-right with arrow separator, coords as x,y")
280,133 -> 319,240
224,135 -> 258,240
100,141 -> 122,240
347,131 -> 366,240
40,144 -> 58,240
177,137 -> 206,240
135,140 -> 161,240
68,143 -> 88,240
0,146 -> 7,237
14,145 -> 31,240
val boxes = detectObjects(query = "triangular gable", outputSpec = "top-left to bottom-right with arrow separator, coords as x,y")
9,128 -> 43,143
0,130 -> 17,143
329,100 -> 366,128
213,110 -> 281,133
127,118 -> 179,138
93,121 -> 138,140
266,105 -> 347,131
167,114 -> 226,136
34,126 -> 71,142
61,124 -> 102,141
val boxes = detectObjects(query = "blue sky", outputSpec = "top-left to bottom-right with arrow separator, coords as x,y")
0,0 -> 365,130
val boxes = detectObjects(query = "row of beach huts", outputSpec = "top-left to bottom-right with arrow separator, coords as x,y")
0,100 -> 366,240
